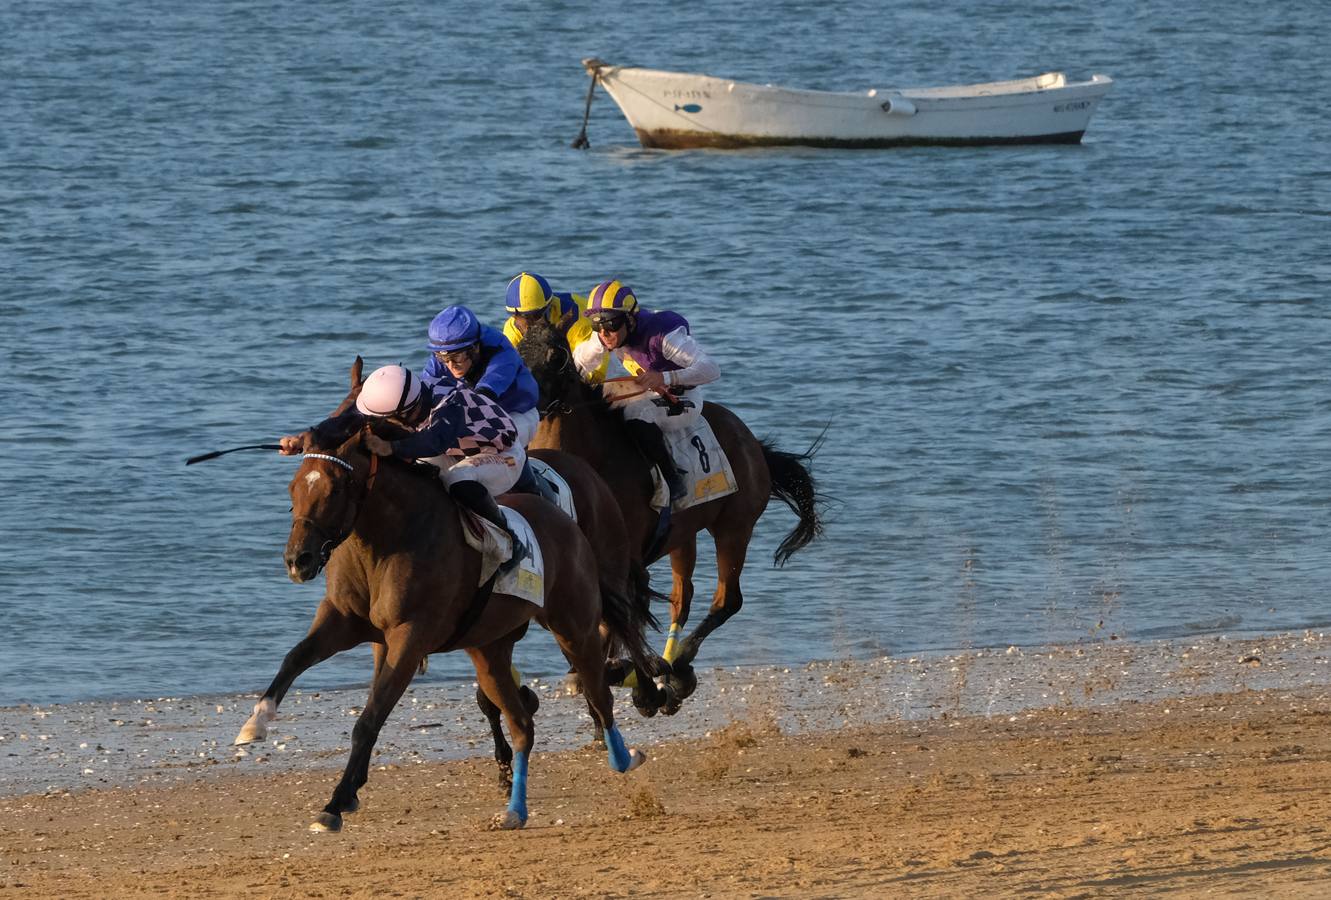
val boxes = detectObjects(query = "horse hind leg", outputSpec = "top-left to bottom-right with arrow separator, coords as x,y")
469,643 -> 537,830
671,523 -> 756,699
554,627 -> 646,774
476,667 -> 540,791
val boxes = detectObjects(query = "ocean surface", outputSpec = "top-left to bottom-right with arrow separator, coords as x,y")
2,0 -> 1328,706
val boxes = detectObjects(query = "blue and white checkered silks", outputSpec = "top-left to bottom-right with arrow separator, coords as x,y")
446,389 -> 518,458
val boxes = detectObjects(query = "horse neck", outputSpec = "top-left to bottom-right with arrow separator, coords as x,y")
353,461 -> 450,554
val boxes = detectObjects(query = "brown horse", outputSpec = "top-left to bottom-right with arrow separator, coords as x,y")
319,360 -> 668,782
233,421 -> 656,832
518,318 -> 823,709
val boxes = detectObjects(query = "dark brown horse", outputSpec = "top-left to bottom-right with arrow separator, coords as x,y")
318,360 -> 668,782
234,421 -> 656,832
518,318 -> 823,708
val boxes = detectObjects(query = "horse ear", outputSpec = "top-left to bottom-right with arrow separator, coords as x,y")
351,356 -> 364,388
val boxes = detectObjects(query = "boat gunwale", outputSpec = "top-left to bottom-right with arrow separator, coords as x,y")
599,64 -> 1113,105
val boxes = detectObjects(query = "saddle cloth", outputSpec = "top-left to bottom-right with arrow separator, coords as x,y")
458,506 -> 545,606
649,417 -> 739,512
528,457 -> 577,521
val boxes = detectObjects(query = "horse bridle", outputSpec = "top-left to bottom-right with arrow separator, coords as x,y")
295,452 -> 380,569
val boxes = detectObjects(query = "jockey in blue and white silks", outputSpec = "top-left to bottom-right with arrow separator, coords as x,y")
421,305 -> 541,448
571,280 -> 720,501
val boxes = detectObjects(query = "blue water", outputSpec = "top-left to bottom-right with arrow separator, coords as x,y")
2,1 -> 1329,706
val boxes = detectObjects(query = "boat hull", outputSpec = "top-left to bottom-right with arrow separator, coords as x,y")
591,64 -> 1112,150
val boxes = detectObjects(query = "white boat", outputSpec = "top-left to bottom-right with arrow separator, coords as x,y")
579,58 -> 1113,149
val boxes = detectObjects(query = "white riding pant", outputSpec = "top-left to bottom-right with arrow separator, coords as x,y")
509,407 -> 540,448
420,444 -> 525,497
612,385 -> 704,433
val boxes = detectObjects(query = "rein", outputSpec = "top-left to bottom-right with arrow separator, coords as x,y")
298,452 -> 380,566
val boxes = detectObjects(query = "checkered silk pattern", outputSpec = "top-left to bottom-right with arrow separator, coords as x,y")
445,388 -> 518,458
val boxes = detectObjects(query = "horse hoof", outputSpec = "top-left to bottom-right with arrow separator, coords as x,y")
634,701 -> 659,718
627,748 -> 648,771
232,722 -> 265,745
310,812 -> 342,833
660,683 -> 684,716
670,663 -> 698,699
562,673 -> 583,697
489,810 -> 527,831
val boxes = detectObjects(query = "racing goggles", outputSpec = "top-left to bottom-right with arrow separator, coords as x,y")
434,347 -> 474,365
589,313 -> 628,333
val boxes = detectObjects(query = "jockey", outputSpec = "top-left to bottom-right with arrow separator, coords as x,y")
501,271 -> 594,351
571,279 -> 720,502
421,305 -> 541,448
281,365 -> 527,575
502,271 -> 608,384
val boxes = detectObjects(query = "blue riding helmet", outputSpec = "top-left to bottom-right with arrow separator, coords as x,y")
426,305 -> 482,352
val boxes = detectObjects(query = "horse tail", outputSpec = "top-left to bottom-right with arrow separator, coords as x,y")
600,566 -> 662,676
762,429 -> 827,567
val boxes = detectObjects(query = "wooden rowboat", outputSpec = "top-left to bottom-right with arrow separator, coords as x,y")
579,58 -> 1113,150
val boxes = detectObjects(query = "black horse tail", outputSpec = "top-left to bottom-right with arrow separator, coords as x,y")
599,566 -> 662,677
763,430 -> 826,567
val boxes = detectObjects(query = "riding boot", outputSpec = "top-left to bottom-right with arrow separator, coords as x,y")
624,419 -> 688,503
449,481 -> 528,576
514,458 -> 560,506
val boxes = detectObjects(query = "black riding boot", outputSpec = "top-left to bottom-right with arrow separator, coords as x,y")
449,481 -> 527,576
624,419 -> 687,503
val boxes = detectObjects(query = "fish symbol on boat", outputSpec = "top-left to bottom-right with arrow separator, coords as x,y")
674,103 -> 703,113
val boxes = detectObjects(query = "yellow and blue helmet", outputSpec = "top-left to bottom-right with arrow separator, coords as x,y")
505,272 -> 553,314
586,279 -> 638,315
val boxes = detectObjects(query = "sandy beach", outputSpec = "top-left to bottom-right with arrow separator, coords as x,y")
5,632 -> 1331,897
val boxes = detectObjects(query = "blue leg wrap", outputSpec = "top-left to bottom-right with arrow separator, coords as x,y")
606,724 -> 632,773
507,750 -> 529,822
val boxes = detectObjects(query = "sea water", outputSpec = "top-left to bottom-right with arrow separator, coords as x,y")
1,0 -> 1328,705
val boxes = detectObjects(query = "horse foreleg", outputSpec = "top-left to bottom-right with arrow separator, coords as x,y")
469,643 -> 535,830
312,624 -> 426,833
235,601 -> 363,745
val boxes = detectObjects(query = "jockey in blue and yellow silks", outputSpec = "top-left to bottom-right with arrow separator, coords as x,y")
502,272 -> 594,350
571,279 -> 720,504
501,271 -> 608,382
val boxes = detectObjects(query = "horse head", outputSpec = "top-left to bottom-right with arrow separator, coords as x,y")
284,422 -> 375,583
517,317 -> 600,418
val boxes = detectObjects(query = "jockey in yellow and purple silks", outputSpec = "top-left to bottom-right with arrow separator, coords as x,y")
572,279 -> 720,502
571,279 -> 721,664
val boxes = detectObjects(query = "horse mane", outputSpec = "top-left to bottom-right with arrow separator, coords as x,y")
517,317 -> 618,426
305,412 -> 446,489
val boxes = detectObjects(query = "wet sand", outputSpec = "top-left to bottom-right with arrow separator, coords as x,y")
4,632 -> 1331,897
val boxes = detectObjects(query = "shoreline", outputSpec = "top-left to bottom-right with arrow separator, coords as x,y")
3,630 -> 1326,798
5,632 -> 1331,897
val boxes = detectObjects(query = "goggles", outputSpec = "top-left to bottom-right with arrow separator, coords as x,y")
589,313 -> 628,333
514,307 -> 547,322
434,347 -> 474,365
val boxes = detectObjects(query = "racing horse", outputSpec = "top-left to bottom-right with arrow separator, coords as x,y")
318,359 -> 669,785
518,318 -> 823,709
233,420 -> 656,832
